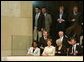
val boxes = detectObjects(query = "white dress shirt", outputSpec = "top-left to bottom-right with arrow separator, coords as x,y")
72,44 -> 76,55
44,36 -> 47,40
59,13 -> 63,23
73,11 -> 78,15
42,46 -> 55,56
27,47 -> 40,56
60,36 -> 63,42
44,13 -> 47,16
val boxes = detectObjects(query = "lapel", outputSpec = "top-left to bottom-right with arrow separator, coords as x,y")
33,48 -> 37,53
62,36 -> 64,42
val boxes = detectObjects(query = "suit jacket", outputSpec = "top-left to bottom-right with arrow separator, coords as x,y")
34,12 -> 45,31
56,12 -> 67,23
27,47 -> 40,56
44,13 -> 52,33
56,12 -> 68,32
38,36 -> 50,55
69,12 -> 82,26
56,36 -> 70,48
68,45 -> 83,56
42,46 -> 55,56
38,37 -> 48,48
55,46 -> 67,56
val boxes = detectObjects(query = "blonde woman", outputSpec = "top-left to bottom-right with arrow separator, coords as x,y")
42,39 -> 55,56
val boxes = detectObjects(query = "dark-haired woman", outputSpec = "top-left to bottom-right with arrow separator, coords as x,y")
26,41 -> 40,56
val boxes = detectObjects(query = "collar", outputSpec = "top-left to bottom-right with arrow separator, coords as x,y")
73,44 -> 76,47
44,13 -> 47,16
36,12 -> 40,15
38,12 -> 40,15
47,46 -> 52,48
73,11 -> 78,15
60,36 -> 64,39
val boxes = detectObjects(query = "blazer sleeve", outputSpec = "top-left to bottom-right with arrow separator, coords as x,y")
48,14 -> 52,24
61,46 -> 67,55
48,47 -> 55,56
42,47 -> 46,55
27,47 -> 32,54
33,48 -> 40,56
77,45 -> 83,55
41,14 -> 45,29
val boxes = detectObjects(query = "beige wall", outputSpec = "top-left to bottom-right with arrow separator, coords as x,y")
1,1 -> 33,56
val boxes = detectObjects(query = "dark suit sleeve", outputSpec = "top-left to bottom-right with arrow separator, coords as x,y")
76,45 -> 83,56
37,14 -> 45,31
61,46 -> 67,55
38,37 -> 42,48
41,14 -> 45,29
63,37 -> 70,48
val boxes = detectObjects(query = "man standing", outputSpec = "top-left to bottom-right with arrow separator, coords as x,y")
33,7 -> 45,41
66,6 -> 83,43
56,6 -> 67,34
42,7 -> 52,36
69,6 -> 82,26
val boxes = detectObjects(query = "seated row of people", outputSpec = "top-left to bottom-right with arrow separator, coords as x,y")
27,36 -> 83,56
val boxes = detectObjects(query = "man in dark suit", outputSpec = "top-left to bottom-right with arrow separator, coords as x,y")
56,31 -> 70,48
66,6 -> 83,43
69,6 -> 82,26
38,31 -> 50,55
33,7 -> 45,41
56,6 -> 68,34
68,38 -> 83,56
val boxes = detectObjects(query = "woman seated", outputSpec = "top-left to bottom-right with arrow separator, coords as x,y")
42,39 -> 55,56
26,41 -> 40,56
55,39 -> 67,56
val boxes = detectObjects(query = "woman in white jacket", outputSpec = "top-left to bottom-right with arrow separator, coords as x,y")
42,39 -> 55,56
27,41 -> 40,56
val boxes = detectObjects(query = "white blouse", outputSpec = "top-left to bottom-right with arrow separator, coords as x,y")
27,47 -> 40,56
42,46 -> 55,56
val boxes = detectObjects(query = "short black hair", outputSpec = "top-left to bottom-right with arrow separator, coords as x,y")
33,40 -> 37,44
35,6 -> 41,10
32,40 -> 38,47
71,37 -> 76,42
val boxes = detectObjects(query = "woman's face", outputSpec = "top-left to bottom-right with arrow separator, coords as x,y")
47,41 -> 52,47
33,42 -> 37,48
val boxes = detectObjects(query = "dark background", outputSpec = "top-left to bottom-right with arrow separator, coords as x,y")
33,1 -> 83,45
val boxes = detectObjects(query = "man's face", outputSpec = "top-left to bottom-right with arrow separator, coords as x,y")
73,7 -> 78,13
71,39 -> 76,45
60,9 -> 64,13
43,32 -> 48,37
42,8 -> 47,13
33,42 -> 37,48
35,8 -> 40,13
59,32 -> 63,37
